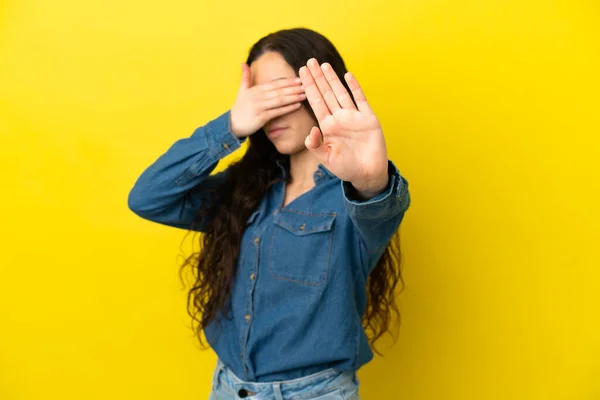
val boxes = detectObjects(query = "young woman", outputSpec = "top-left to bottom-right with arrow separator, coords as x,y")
128,28 -> 410,400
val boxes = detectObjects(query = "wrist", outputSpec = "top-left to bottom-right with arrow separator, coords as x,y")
351,174 -> 389,200
229,112 -> 244,138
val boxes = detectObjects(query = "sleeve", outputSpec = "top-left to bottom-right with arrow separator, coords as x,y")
127,110 -> 242,231
342,160 -> 411,256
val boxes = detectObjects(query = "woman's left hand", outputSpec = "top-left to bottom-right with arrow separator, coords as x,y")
299,58 -> 389,199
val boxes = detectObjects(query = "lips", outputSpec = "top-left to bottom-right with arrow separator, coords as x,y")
267,127 -> 287,138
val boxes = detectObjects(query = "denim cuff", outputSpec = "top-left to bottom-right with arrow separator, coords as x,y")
342,160 -> 408,220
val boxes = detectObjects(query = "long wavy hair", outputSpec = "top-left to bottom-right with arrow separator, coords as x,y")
180,28 -> 404,355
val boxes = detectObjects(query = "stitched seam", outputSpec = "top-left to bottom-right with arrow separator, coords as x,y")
274,219 -> 334,234
174,169 -> 195,187
214,367 -> 237,397
283,209 -> 337,217
274,212 -> 337,233
293,387 -> 344,400
354,320 -> 360,371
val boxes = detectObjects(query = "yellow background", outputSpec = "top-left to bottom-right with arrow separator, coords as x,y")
1,0 -> 599,398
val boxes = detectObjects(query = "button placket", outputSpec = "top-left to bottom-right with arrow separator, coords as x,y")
241,228 -> 261,379
243,235 -> 256,324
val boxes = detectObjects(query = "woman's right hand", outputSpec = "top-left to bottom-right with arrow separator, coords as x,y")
230,63 -> 306,138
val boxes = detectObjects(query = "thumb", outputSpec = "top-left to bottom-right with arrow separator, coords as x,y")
305,126 -> 329,164
240,63 -> 251,90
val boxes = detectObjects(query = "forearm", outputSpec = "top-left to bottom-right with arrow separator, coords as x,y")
128,111 -> 240,228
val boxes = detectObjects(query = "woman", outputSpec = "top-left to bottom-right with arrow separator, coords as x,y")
128,28 -> 410,400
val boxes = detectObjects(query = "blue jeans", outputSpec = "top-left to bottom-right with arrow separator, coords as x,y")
209,359 -> 360,400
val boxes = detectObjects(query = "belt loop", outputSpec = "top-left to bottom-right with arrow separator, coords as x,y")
212,360 -> 225,392
273,382 -> 284,400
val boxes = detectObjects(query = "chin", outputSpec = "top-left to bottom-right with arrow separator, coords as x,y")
272,140 -> 306,156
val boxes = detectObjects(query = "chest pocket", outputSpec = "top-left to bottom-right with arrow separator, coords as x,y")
268,210 -> 336,286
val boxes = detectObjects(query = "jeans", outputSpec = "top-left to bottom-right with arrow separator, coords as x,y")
209,359 -> 360,400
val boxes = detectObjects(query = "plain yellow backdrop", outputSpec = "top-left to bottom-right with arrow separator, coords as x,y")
1,0 -> 599,399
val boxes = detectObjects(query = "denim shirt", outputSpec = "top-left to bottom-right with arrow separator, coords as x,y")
128,111 -> 410,382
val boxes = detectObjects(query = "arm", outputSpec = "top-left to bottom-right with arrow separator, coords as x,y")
129,68 -> 307,231
297,59 -> 411,256
342,160 -> 410,255
127,111 -> 241,231
128,63 -> 308,231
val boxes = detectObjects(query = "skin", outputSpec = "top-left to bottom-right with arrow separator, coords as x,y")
230,51 -> 389,200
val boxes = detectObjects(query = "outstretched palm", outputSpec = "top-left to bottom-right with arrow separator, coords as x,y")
299,59 -> 389,195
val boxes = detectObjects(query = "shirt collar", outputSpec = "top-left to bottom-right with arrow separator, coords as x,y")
314,164 -> 336,182
275,159 -> 336,184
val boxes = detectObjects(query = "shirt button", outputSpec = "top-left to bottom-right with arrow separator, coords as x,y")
222,143 -> 230,150
250,273 -> 255,280
316,170 -> 323,177
299,224 -> 306,230
245,314 -> 251,322
254,237 -> 259,245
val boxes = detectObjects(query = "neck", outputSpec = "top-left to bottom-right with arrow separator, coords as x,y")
289,149 -> 321,186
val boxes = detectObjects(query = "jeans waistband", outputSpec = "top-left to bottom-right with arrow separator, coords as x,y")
214,359 -> 358,399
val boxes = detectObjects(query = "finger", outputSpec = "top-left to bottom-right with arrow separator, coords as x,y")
344,72 -> 372,113
261,77 -> 303,92
263,93 -> 307,110
240,63 -> 251,90
304,126 -> 329,164
263,84 -> 305,99
262,102 -> 302,121
322,63 -> 356,110
299,65 -> 330,123
307,58 -> 341,114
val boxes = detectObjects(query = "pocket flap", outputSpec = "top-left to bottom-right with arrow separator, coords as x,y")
273,211 -> 336,235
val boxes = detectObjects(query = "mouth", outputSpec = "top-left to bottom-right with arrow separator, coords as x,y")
266,127 -> 287,138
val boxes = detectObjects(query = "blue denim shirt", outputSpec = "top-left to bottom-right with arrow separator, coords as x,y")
128,111 -> 410,382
